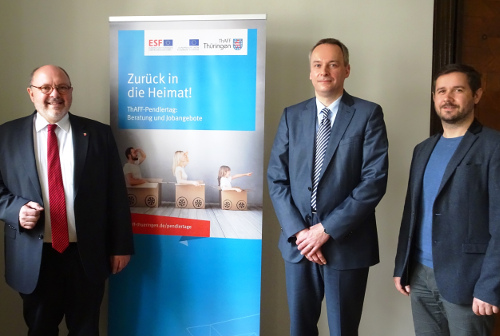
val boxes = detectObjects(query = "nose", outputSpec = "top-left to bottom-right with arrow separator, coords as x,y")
319,64 -> 328,75
49,86 -> 61,98
443,91 -> 454,102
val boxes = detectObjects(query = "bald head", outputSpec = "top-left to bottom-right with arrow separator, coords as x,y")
27,65 -> 73,124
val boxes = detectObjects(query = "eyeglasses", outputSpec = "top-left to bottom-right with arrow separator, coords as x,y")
30,84 -> 72,95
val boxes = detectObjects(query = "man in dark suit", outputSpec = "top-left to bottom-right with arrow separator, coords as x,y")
0,65 -> 134,335
267,38 -> 388,335
394,64 -> 499,335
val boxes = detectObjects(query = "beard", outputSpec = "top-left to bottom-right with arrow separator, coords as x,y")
436,102 -> 474,125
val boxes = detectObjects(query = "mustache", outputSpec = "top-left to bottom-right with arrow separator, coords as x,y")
441,103 -> 458,109
46,98 -> 64,104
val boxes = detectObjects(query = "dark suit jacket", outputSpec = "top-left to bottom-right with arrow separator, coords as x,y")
0,112 -> 134,294
394,120 -> 500,306
267,91 -> 388,269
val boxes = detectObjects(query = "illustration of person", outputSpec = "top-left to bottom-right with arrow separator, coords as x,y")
123,147 -> 147,186
217,165 -> 252,192
172,151 -> 202,186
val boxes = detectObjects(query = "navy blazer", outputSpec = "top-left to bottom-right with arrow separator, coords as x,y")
0,112 -> 134,294
394,120 -> 500,306
267,91 -> 388,269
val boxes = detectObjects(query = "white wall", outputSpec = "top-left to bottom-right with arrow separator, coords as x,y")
0,1 -> 433,335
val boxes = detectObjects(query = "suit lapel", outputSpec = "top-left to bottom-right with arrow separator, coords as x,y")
69,114 -> 89,197
20,114 -> 43,203
410,135 -> 440,209
437,128 -> 478,196
319,93 -> 355,181
301,98 -> 317,175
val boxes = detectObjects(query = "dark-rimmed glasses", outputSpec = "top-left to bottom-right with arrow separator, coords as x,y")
30,84 -> 72,95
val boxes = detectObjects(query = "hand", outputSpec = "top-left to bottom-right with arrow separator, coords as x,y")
393,277 -> 410,296
296,224 -> 329,265
306,249 -> 327,265
110,255 -> 131,274
473,297 -> 499,315
19,201 -> 44,229
295,228 -> 310,246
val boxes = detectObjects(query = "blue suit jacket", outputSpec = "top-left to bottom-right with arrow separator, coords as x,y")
267,91 -> 388,269
394,120 -> 500,306
0,112 -> 134,294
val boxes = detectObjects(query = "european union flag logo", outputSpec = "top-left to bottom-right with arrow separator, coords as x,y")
189,39 -> 199,46
164,39 -> 173,46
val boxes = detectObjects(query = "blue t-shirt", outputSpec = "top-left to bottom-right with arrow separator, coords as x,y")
414,135 -> 462,268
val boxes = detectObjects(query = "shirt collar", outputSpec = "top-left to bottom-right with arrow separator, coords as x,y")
35,112 -> 70,133
315,95 -> 342,121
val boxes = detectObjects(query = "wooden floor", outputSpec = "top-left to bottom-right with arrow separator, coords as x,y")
131,202 -> 262,240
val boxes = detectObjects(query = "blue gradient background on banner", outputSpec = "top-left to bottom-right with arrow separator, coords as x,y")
109,235 -> 262,336
118,30 -> 257,131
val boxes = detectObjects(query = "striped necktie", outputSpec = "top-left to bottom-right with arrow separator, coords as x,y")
311,108 -> 331,211
47,124 -> 69,253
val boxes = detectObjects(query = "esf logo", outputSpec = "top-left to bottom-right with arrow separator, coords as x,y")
148,39 -> 173,47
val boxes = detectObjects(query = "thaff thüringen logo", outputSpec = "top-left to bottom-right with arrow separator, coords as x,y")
233,38 -> 243,50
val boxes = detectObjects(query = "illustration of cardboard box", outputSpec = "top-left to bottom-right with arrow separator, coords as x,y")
175,184 -> 205,209
127,182 -> 161,208
220,190 -> 248,210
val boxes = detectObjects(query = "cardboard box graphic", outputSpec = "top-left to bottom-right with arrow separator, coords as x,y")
175,184 -> 205,209
220,190 -> 248,210
127,182 -> 161,208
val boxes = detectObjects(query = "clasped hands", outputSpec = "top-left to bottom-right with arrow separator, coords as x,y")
295,223 -> 330,265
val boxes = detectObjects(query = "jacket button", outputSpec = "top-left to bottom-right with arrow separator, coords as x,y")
38,234 -> 44,240
308,187 -> 312,191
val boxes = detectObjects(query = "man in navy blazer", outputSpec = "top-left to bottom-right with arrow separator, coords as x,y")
0,65 -> 134,335
394,64 -> 499,335
268,38 -> 388,335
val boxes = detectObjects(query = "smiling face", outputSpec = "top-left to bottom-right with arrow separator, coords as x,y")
433,71 -> 482,126
309,43 -> 350,105
27,65 -> 73,124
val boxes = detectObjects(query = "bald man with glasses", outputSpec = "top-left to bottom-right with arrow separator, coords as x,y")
0,65 -> 134,335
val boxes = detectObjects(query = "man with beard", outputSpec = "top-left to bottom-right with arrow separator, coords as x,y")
123,147 -> 147,185
0,65 -> 134,335
394,64 -> 499,335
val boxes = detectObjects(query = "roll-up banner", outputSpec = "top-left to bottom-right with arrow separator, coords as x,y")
108,15 -> 266,336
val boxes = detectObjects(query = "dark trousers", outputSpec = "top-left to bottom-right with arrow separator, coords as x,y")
20,244 -> 105,336
284,258 -> 369,336
410,262 -> 496,336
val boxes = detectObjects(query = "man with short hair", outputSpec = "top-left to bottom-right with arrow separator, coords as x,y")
267,38 -> 388,335
123,147 -> 147,185
0,65 -> 134,335
394,63 -> 499,335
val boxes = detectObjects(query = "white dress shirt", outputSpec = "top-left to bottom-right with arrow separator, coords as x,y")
33,113 -> 77,242
315,95 -> 342,130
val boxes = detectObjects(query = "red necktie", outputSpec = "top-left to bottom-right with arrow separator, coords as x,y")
47,124 -> 69,253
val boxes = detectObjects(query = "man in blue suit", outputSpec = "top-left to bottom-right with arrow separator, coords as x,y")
0,65 -> 134,335
267,38 -> 389,335
394,64 -> 499,335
